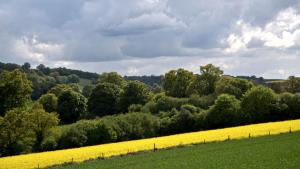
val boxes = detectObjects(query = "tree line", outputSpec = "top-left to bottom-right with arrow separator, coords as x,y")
1,63 -> 300,157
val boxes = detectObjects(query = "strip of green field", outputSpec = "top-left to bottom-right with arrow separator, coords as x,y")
51,132 -> 300,169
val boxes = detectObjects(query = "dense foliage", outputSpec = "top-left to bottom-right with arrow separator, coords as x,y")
1,61 -> 300,157
0,70 -> 32,116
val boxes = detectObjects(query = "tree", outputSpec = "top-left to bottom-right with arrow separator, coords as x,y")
21,62 -> 31,71
215,76 -> 253,98
27,72 -> 56,100
57,90 -> 87,124
199,64 -> 223,94
172,105 -> 201,133
82,85 -> 95,98
187,64 -> 224,96
286,76 -> 300,93
289,93 -> 300,118
206,94 -> 241,129
67,74 -> 80,83
163,68 -> 195,98
29,104 -> 59,150
187,74 -> 209,96
0,108 -> 35,156
278,92 -> 294,119
98,72 -> 126,87
48,84 -> 80,97
36,64 -> 51,75
112,112 -> 159,140
285,93 -> 300,118
241,86 -> 277,123
0,70 -> 32,116
88,83 -> 122,117
38,93 -> 58,113
120,81 -> 150,112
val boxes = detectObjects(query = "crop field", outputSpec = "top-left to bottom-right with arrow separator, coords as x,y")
1,119 -> 300,169
52,131 -> 300,169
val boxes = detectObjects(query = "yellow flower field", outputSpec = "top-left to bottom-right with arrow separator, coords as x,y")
1,119 -> 300,169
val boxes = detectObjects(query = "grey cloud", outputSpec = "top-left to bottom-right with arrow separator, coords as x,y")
0,0 -> 300,78
102,12 -> 186,36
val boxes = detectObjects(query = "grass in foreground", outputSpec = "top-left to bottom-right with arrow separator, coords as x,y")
52,132 -> 300,169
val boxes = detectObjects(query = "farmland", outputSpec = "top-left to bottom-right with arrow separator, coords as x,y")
51,131 -> 300,169
0,119 -> 300,169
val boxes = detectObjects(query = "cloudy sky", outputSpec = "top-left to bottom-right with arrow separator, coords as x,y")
0,0 -> 300,78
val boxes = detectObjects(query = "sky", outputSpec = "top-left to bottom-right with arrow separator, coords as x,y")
0,0 -> 300,78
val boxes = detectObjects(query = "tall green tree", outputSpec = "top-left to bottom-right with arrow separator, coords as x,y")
57,90 -> 87,124
188,64 -> 223,96
0,108 -> 35,156
98,72 -> 126,87
120,80 -> 150,112
88,83 -> 122,117
29,104 -> 59,151
0,70 -> 32,116
241,86 -> 277,123
215,76 -> 253,98
286,76 -> 300,93
163,68 -> 195,98
199,64 -> 223,94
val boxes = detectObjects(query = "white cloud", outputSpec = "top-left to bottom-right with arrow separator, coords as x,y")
12,35 -> 63,63
224,7 -> 300,51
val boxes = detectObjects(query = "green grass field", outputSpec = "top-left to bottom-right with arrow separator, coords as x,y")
51,132 -> 300,169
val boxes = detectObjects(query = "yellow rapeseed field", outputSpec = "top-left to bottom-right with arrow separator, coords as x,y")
1,119 -> 300,169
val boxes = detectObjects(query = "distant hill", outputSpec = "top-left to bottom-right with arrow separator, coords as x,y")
124,75 -> 163,87
0,61 -> 289,95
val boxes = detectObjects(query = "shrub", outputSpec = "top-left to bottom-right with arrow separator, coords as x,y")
38,93 -> 58,113
188,94 -> 216,109
128,104 -> 143,112
241,86 -> 277,123
206,94 -> 241,129
58,125 -> 88,148
154,95 -> 189,113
